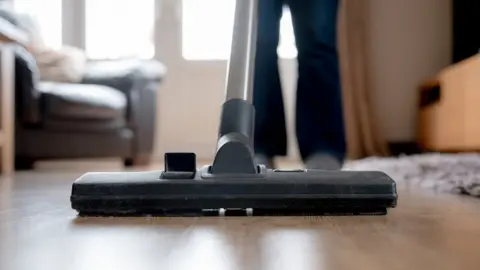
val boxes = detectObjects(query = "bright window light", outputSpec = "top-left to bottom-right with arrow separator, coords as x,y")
13,0 -> 63,49
85,0 -> 155,59
182,0 -> 297,61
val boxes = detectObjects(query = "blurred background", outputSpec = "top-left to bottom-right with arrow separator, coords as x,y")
0,0 -> 477,172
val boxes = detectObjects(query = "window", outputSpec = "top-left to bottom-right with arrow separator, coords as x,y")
13,0 -> 63,49
85,0 -> 155,59
182,0 -> 297,61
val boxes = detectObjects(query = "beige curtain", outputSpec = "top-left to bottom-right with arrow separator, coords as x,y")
338,0 -> 389,159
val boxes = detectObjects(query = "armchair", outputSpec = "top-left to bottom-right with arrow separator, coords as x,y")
0,7 -> 166,169
14,45 -> 166,169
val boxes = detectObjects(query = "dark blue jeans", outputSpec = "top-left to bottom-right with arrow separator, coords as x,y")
253,0 -> 346,162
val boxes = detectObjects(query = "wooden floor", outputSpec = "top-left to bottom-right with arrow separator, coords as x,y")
1,160 -> 480,270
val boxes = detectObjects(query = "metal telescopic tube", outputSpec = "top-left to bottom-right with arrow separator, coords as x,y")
211,0 -> 259,174
224,0 -> 258,103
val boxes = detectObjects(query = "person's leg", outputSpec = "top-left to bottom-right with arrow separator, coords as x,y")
286,0 -> 346,169
252,0 -> 286,168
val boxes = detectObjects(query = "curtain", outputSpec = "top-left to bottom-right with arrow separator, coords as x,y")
338,0 -> 390,159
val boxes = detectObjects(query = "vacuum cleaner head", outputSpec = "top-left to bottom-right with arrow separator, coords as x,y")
71,153 -> 397,216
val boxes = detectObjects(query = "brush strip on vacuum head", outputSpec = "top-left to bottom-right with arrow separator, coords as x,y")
70,166 -> 397,216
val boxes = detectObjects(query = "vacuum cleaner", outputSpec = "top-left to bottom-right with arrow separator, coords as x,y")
70,0 -> 397,217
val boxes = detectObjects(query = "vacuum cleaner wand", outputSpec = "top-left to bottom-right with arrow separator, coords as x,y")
211,0 -> 258,175
70,0 -> 398,217
224,0 -> 257,103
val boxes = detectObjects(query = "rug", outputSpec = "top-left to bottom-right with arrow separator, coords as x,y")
344,153 -> 480,197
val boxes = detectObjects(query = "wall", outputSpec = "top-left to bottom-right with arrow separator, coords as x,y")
153,0 -> 453,161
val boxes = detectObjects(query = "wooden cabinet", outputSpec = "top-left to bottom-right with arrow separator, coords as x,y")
418,54 -> 480,151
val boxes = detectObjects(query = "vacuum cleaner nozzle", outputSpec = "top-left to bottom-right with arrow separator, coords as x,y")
71,153 -> 397,216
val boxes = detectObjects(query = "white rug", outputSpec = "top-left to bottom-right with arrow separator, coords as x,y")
344,153 -> 480,197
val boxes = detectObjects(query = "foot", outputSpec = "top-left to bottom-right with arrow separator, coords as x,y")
254,153 -> 275,169
305,153 -> 342,170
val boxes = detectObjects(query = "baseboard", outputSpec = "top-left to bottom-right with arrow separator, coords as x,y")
387,141 -> 423,156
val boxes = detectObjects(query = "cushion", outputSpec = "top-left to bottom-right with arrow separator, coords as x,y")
38,82 -> 127,121
33,45 -> 87,83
